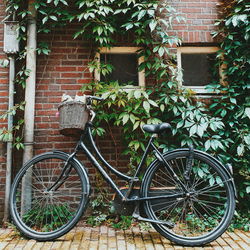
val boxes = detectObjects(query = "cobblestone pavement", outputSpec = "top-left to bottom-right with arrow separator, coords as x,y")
0,226 -> 250,250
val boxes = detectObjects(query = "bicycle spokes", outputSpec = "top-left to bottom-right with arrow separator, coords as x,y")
145,153 -> 232,238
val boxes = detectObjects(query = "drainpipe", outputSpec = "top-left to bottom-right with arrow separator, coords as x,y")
3,18 -> 19,223
21,0 -> 37,215
3,56 -> 15,223
22,0 -> 37,164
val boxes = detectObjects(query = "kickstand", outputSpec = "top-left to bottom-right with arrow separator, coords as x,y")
132,202 -> 174,228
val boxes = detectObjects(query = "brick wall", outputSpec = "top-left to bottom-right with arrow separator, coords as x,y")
35,24 -> 129,191
0,0 -> 9,223
168,0 -> 219,43
35,25 -> 93,155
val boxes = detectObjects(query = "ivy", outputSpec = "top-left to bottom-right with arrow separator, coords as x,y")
208,0 -> 250,207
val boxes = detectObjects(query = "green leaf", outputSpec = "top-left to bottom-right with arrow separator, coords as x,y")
209,177 -> 215,186
244,134 -> 250,145
176,120 -> 184,129
158,47 -> 165,57
134,90 -> 141,99
149,20 -> 157,32
122,114 -> 130,125
205,140 -> 211,151
189,125 -> 197,137
197,125 -> 204,138
42,16 -> 49,24
184,120 -> 194,128
50,15 -> 58,21
221,109 -> 227,117
101,92 -> 110,99
124,23 -> 133,30
198,168 -> 204,178
237,144 -> 244,156
230,98 -> 237,104
143,101 -> 150,113
148,99 -> 158,107
133,121 -> 140,130
245,107 -> 250,119
129,114 -> 136,124
216,176 -> 222,185
137,10 -> 146,20
160,104 -> 165,112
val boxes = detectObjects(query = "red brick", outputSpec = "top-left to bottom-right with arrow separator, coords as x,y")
62,60 -> 83,66
61,73 -> 83,78
55,66 -> 77,71
56,79 -> 76,84
37,85 -> 49,90
77,79 -> 92,84
61,85 -> 81,90
181,8 -> 202,13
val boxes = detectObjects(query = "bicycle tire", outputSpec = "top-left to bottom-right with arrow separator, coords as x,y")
10,152 -> 90,241
141,149 -> 235,246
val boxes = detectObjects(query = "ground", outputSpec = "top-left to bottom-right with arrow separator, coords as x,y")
0,226 -> 250,250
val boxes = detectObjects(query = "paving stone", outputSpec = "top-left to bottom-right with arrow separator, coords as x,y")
108,236 -> 117,249
0,242 -> 9,249
222,233 -> 241,250
235,230 -> 250,244
0,227 -> 249,250
236,240 -> 250,250
50,240 -> 63,249
226,232 -> 241,241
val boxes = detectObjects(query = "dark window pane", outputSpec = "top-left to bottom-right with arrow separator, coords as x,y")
182,53 -> 217,86
100,53 -> 138,85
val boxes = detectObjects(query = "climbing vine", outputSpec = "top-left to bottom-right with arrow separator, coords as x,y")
208,0 -> 250,207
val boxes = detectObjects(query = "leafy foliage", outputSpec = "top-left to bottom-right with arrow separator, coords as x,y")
0,102 -> 25,149
22,204 -> 73,231
208,0 -> 250,207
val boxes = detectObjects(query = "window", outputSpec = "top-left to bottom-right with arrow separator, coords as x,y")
177,47 -> 220,93
95,47 -> 145,87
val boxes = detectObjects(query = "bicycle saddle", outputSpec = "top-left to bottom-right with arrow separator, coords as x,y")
142,123 -> 172,134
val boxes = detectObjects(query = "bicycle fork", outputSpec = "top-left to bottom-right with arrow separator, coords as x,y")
47,151 -> 76,192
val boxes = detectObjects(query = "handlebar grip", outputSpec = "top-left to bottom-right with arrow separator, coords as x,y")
86,95 -> 104,102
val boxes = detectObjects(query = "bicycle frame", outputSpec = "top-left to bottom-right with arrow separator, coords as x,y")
74,122 -> 186,202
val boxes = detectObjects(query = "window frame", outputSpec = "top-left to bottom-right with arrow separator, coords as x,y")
95,47 -> 145,88
177,46 -> 221,94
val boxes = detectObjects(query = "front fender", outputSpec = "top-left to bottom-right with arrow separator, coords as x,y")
53,150 -> 91,198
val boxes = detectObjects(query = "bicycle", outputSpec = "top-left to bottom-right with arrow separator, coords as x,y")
9,95 -> 236,246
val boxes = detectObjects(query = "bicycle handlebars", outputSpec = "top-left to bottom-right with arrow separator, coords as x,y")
86,95 -> 103,102
85,95 -> 102,122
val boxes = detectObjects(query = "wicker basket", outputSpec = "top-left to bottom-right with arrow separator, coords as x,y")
58,101 -> 89,136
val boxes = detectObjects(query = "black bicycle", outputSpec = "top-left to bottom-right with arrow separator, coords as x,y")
10,95 -> 236,246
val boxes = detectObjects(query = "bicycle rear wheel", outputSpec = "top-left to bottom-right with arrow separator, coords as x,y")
141,150 -> 235,246
10,152 -> 90,241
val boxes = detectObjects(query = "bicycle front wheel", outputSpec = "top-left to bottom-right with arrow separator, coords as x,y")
141,150 -> 235,246
10,152 -> 90,241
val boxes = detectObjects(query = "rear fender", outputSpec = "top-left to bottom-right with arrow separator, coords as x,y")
143,148 -> 237,198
